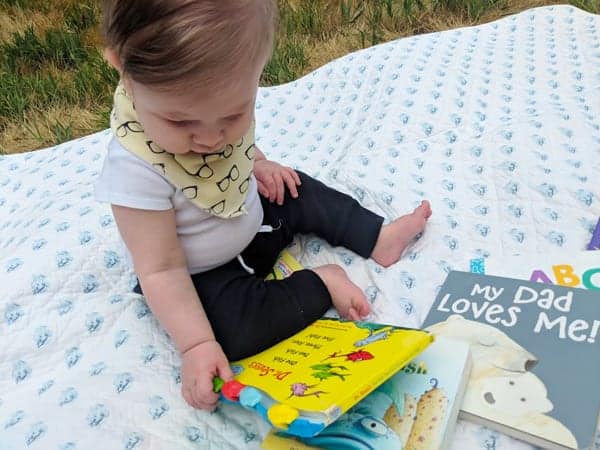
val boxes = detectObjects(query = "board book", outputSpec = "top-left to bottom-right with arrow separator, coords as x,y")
261,336 -> 472,450
422,270 -> 600,450
470,251 -> 599,291
588,217 -> 600,250
265,248 -> 303,281
216,317 -> 433,438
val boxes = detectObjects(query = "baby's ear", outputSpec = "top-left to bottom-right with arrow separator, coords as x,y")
103,47 -> 123,72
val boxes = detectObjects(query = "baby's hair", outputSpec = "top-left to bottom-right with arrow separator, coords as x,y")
103,0 -> 277,91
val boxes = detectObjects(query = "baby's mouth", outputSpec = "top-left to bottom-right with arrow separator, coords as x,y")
191,145 -> 223,155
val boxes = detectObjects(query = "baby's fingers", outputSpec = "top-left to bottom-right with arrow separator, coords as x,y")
182,386 -> 201,409
185,375 -> 219,410
257,180 -> 269,198
273,172 -> 285,205
263,175 -> 277,203
196,383 -> 220,411
218,360 -> 234,381
290,168 -> 301,186
282,170 -> 299,199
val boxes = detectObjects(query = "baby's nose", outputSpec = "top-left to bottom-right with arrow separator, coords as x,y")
192,128 -> 224,148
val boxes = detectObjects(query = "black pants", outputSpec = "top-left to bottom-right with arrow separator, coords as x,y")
136,171 -> 383,361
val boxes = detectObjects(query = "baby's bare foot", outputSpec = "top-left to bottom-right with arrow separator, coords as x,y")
371,200 -> 432,267
312,264 -> 370,320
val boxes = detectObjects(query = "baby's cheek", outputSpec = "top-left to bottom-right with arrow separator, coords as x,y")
231,118 -> 253,143
149,126 -> 187,154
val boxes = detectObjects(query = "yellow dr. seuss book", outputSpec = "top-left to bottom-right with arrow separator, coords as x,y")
265,249 -> 303,280
221,317 -> 433,438
262,337 -> 472,450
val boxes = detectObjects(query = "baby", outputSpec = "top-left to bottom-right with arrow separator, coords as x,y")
96,0 -> 431,411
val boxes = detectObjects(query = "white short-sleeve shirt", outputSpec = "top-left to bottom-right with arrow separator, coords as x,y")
94,137 -> 264,274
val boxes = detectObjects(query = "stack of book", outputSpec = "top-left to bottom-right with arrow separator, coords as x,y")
260,335 -> 472,450
221,244 -> 599,450
422,259 -> 599,450
217,317 -> 434,439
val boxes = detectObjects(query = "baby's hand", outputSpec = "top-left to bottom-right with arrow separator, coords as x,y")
180,340 -> 233,411
254,159 -> 301,205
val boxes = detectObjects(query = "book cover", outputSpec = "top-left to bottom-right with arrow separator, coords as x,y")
261,336 -> 472,450
472,251 -> 599,291
224,317 -> 433,438
588,218 -> 600,250
266,248 -> 303,280
422,271 -> 600,450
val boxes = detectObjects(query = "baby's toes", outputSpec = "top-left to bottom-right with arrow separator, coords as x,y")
347,307 -> 361,321
354,298 -> 371,318
415,200 -> 431,218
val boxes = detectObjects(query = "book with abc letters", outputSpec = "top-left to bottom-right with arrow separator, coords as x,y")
261,336 -> 471,450
422,270 -> 600,450
472,250 -> 599,291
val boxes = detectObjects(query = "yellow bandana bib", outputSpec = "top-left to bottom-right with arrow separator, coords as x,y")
110,83 -> 254,218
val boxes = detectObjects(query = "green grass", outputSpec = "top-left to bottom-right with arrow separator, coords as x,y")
64,2 -> 98,33
0,0 -> 599,153
2,26 -> 88,73
263,37 -> 308,86
0,0 -> 47,9
434,0 -> 505,19
0,23 -> 117,130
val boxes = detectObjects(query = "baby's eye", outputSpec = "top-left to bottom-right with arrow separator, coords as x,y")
224,114 -> 242,123
168,119 -> 189,127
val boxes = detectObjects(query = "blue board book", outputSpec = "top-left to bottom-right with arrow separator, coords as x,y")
261,336 -> 472,450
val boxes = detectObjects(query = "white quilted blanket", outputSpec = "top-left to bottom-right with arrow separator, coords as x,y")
1,5 -> 599,449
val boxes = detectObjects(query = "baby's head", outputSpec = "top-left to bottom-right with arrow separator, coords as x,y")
103,0 -> 276,92
103,0 -> 277,155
